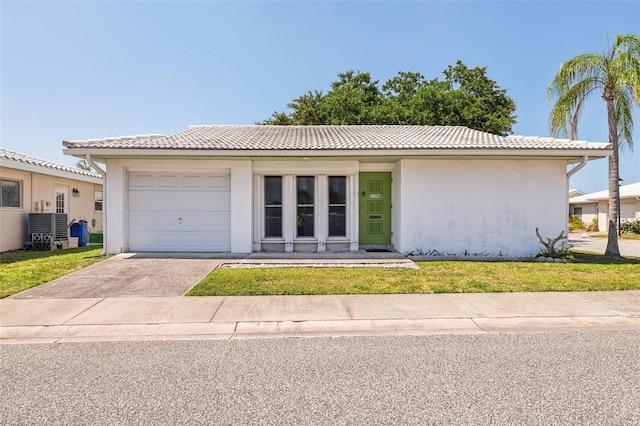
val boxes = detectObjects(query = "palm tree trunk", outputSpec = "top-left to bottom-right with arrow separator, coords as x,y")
604,98 -> 621,257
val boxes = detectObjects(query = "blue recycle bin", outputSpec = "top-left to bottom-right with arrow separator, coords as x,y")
70,222 -> 88,246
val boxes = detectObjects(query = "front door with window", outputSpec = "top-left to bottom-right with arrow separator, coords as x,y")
358,172 -> 391,245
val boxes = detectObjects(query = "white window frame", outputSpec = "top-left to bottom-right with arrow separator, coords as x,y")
94,190 -> 104,212
264,176 -> 284,239
254,170 -> 356,252
328,176 -> 347,238
0,178 -> 23,208
295,176 -> 316,239
55,187 -> 68,214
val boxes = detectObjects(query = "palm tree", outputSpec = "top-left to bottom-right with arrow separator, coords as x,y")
76,159 -> 91,171
547,34 -> 640,257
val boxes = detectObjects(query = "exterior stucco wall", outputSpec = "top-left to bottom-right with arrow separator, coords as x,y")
394,159 -> 568,257
0,166 -> 103,252
31,174 -> 103,232
597,201 -> 608,231
0,168 -> 31,252
104,158 -> 252,254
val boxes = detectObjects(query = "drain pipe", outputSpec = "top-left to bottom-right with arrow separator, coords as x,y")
566,155 -> 589,235
86,155 -> 107,256
567,155 -> 589,179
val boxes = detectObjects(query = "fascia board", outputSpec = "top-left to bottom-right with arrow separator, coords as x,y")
63,148 -> 612,159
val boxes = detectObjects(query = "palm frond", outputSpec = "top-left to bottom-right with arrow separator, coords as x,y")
570,96 -> 586,140
613,34 -> 640,103
615,86 -> 635,151
547,53 -> 604,99
548,78 -> 600,138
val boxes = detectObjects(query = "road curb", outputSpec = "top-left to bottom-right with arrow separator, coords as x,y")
1,316 -> 639,344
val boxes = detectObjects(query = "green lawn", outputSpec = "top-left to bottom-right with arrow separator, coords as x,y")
2,247 -> 638,299
188,252 -> 640,296
590,233 -> 640,240
0,247 -> 107,298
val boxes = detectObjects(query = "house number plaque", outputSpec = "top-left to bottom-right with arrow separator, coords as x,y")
369,193 -> 381,199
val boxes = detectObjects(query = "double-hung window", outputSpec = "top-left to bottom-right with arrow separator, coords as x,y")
0,178 -> 22,208
264,176 -> 283,238
328,176 -> 346,237
296,176 -> 315,237
95,190 -> 103,212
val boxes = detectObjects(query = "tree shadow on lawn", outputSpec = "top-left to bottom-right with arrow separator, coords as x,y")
572,251 -> 640,265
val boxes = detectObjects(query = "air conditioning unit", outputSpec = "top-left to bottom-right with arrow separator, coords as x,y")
29,214 -> 68,250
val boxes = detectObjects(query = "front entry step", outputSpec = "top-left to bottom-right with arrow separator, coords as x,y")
359,244 -> 396,253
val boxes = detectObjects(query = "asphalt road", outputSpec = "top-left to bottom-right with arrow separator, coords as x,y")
2,332 -> 639,425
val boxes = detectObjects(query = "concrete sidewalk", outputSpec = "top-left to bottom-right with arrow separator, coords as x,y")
2,291 -> 639,343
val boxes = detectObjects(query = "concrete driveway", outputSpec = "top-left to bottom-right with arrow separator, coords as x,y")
11,254 -> 225,299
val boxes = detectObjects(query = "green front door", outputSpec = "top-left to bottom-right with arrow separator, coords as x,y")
359,172 -> 392,245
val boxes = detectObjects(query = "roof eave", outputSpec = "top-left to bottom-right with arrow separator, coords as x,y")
0,158 -> 104,184
62,147 -> 612,161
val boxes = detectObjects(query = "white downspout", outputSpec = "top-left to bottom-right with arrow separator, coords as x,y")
566,155 -> 589,235
567,155 -> 589,179
85,155 -> 107,256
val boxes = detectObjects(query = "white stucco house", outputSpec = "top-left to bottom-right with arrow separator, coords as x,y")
62,125 -> 610,257
569,182 -> 640,231
0,148 -> 104,252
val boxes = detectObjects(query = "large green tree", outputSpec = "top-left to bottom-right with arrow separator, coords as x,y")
547,34 -> 640,257
261,61 -> 517,135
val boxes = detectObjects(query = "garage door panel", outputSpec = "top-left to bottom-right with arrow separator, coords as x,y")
129,191 -> 230,212
128,172 -> 231,252
129,212 -> 230,232
130,173 -> 230,190
130,174 -> 156,188
180,212 -> 230,230
129,232 -> 229,252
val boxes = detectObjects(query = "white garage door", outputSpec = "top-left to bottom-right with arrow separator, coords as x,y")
128,172 -> 231,252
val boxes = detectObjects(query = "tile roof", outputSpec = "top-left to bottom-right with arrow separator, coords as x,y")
62,125 -> 610,152
0,148 -> 103,179
570,182 -> 640,203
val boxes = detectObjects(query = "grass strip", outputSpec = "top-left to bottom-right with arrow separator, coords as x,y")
590,234 -> 640,240
0,247 -> 107,298
188,252 -> 639,296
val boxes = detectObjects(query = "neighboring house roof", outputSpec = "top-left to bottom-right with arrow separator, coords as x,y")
0,148 -> 103,183
569,189 -> 586,198
569,182 -> 640,203
63,125 -> 610,155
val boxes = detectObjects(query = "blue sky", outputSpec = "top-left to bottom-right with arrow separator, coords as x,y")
2,0 -> 639,193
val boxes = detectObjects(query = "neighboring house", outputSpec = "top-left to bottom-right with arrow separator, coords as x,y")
0,148 -> 104,252
569,182 -> 640,232
62,125 -> 610,256
569,189 -> 586,198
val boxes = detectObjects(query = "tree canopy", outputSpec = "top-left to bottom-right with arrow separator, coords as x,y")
260,61 -> 517,135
